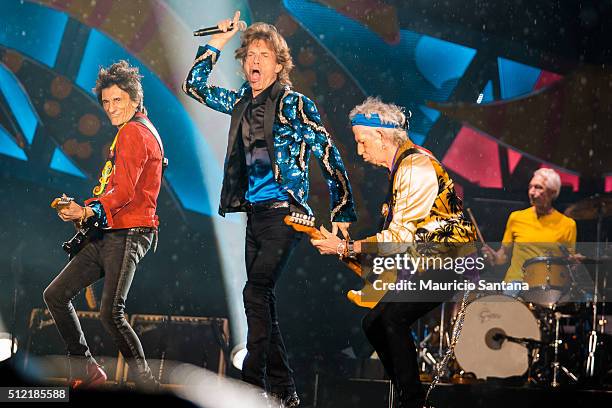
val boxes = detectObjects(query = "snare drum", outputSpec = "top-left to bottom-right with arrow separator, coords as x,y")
522,256 -> 570,305
454,295 -> 541,379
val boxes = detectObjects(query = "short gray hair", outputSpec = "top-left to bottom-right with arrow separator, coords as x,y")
349,97 -> 410,146
534,168 -> 562,199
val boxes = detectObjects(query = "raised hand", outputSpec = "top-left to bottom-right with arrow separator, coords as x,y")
209,10 -> 242,49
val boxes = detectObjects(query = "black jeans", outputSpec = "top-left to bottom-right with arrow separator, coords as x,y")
363,301 -> 440,406
241,207 -> 302,395
43,228 -> 155,383
362,270 -> 457,407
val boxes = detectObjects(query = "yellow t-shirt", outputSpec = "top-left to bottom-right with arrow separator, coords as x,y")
502,207 -> 577,282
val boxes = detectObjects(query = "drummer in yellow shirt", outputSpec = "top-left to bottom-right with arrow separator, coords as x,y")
482,168 -> 577,282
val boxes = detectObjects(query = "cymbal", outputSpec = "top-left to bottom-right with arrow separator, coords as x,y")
564,194 -> 612,220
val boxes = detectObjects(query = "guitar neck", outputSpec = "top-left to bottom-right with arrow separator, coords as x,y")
300,226 -> 326,240
283,214 -> 362,277
50,196 -> 74,209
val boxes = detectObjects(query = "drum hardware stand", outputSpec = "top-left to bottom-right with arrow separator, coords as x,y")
425,292 -> 470,407
551,311 -> 578,387
492,333 -> 546,384
419,332 -> 439,371
586,202 -> 606,377
438,303 -> 446,358
525,337 -> 542,385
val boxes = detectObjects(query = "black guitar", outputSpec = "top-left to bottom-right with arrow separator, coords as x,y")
50,197 -> 100,309
50,197 -> 102,259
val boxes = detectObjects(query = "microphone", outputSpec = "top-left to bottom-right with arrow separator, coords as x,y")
193,21 -> 247,36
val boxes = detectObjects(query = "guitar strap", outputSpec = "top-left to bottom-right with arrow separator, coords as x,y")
380,147 -> 423,230
131,115 -> 169,172
130,115 -> 167,253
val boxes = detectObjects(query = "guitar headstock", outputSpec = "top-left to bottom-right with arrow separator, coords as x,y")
50,196 -> 74,209
283,211 -> 321,235
286,211 -> 315,226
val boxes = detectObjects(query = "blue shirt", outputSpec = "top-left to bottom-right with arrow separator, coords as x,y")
241,84 -> 288,203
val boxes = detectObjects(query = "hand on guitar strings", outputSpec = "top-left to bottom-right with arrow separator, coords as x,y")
55,196 -> 90,223
311,225 -> 344,256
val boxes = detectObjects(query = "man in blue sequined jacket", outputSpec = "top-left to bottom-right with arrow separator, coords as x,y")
182,11 -> 356,407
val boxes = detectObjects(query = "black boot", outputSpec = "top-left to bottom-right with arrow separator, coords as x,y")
395,386 -> 426,408
270,390 -> 300,408
135,368 -> 160,392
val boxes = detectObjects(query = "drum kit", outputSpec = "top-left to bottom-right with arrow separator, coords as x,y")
419,195 -> 612,388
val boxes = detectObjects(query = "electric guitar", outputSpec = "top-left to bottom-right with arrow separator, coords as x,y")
50,196 -> 99,309
283,212 -> 397,309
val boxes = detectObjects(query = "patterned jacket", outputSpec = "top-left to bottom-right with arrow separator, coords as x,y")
365,142 -> 476,245
183,45 -> 356,222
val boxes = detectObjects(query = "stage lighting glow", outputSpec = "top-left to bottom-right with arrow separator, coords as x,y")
0,333 -> 17,362
231,343 -> 248,371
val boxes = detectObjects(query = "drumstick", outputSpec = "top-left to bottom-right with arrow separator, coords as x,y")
466,208 -> 485,245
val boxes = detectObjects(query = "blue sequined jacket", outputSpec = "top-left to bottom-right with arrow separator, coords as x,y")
183,45 -> 356,222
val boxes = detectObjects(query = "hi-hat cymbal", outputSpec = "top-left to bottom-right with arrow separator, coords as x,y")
565,194 -> 612,220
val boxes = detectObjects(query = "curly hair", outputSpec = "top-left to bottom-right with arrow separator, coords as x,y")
234,22 -> 294,86
349,96 -> 410,146
93,60 -> 145,112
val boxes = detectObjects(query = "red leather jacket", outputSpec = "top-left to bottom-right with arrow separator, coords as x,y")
85,113 -> 162,229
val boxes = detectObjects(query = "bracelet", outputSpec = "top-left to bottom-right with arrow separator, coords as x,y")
345,240 -> 356,258
336,241 -> 346,258
80,206 -> 87,224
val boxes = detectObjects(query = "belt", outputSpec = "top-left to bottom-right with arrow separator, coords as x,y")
104,227 -> 159,252
130,227 -> 159,253
247,200 -> 290,213
129,227 -> 157,234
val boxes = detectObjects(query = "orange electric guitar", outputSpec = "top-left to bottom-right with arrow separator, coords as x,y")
284,212 -> 397,309
50,196 -> 98,310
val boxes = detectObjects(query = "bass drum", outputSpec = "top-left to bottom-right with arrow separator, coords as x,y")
454,295 -> 540,379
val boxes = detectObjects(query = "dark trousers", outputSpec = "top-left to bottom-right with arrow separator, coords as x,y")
363,301 -> 441,406
241,207 -> 302,395
362,270 -> 457,407
43,228 -> 155,382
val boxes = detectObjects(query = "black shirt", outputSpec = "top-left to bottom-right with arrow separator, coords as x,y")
239,83 -> 287,202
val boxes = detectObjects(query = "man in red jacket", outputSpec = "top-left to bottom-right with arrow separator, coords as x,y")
43,60 -> 163,390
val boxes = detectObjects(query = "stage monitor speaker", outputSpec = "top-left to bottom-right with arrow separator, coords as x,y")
122,314 -> 230,385
24,308 -> 123,383
314,376 -> 391,408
